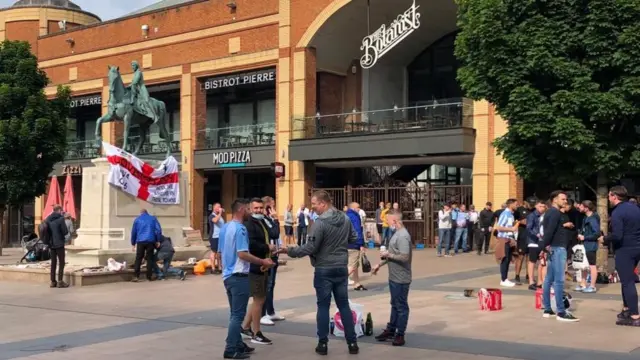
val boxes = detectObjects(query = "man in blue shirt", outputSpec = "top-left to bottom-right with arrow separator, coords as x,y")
601,186 -> 640,326
209,203 -> 225,275
495,199 -> 519,288
131,209 -> 161,282
219,199 -> 274,359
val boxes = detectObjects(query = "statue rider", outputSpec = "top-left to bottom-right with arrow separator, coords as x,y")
127,60 -> 157,122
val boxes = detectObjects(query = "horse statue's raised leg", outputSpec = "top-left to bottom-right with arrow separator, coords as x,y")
133,118 -> 148,156
156,103 -> 172,157
94,112 -> 114,148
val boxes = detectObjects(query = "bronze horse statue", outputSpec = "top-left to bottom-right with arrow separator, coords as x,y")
95,65 -> 171,157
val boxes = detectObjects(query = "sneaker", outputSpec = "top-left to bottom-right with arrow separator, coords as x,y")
348,279 -> 355,285
618,310 -> 631,320
49,281 -> 57,288
241,342 -> 255,354
616,316 -> 640,326
556,312 -> 580,322
348,342 -> 359,354
180,271 -> 186,281
260,315 -> 275,326
374,329 -> 395,341
223,352 -> 250,359
57,281 -> 69,288
444,254 -> 452,258
354,284 -> 368,291
269,313 -> 285,321
131,278 -> 139,283
528,284 -> 538,291
574,285 -> 584,292
315,341 -> 328,355
542,309 -> 556,318
582,286 -> 596,293
437,253 -> 443,257
251,331 -> 272,345
500,280 -> 515,288
240,328 -> 254,339
392,335 -> 405,346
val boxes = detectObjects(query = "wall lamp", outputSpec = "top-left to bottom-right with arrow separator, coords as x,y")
227,0 -> 237,13
141,24 -> 149,38
65,38 -> 75,49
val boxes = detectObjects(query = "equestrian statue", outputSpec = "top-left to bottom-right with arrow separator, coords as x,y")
95,61 -> 171,157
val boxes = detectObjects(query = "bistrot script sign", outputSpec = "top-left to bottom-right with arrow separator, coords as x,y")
360,0 -> 421,69
203,69 -> 275,91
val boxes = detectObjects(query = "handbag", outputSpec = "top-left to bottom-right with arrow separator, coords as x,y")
361,253 -> 372,273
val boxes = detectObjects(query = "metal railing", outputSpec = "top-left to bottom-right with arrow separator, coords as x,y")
65,139 -> 100,160
196,123 -> 276,150
115,131 -> 181,155
291,98 -> 473,140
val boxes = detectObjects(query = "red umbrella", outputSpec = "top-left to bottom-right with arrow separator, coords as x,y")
43,176 -> 62,220
62,174 -> 77,220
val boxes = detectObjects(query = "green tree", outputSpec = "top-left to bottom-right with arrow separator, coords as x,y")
0,41 -> 70,253
455,0 -> 640,272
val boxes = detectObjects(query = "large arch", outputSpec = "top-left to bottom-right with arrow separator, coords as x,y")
296,0 -> 352,49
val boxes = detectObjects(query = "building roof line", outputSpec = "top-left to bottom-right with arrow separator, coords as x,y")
0,5 -> 101,22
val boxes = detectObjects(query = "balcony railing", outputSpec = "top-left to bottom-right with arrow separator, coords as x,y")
291,98 -> 473,140
115,131 -> 181,155
65,139 -> 100,160
196,123 -> 276,151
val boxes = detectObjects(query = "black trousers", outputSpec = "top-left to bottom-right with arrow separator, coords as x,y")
49,247 -> 65,283
134,242 -> 156,280
616,247 -> 640,315
297,226 -> 307,246
477,230 -> 491,254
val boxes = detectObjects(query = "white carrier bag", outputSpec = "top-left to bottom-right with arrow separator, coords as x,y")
333,300 -> 365,338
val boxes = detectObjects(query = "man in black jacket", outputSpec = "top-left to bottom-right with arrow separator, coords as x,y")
260,196 -> 285,326
43,205 -> 69,288
241,198 -> 276,345
478,202 -> 494,255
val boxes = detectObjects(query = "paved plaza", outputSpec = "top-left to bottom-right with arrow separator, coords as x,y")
1,249 -> 639,360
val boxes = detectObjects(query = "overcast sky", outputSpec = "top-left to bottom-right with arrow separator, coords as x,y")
0,0 -> 160,20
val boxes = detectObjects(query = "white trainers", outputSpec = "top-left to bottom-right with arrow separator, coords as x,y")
348,279 -> 355,285
260,315 -> 275,326
269,313 -> 285,321
500,280 -> 516,287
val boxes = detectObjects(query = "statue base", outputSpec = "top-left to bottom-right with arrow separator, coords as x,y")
68,157 -> 206,266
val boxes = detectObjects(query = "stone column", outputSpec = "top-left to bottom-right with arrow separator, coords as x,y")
472,100 -> 493,207
491,109 -> 523,205
188,73 -> 206,234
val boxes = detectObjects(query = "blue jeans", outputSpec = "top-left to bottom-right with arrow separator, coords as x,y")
262,260 -> 278,316
314,267 -> 357,343
542,247 -> 567,314
224,274 -> 250,355
437,228 -> 451,255
153,252 -> 183,279
387,281 -> 411,336
382,227 -> 392,247
454,227 -> 468,253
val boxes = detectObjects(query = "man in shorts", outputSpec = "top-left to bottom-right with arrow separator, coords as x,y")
375,202 -> 384,244
209,203 -> 225,274
514,198 -> 535,284
526,200 -> 547,290
240,198 -> 275,345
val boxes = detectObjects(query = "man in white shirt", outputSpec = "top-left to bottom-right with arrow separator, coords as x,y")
358,206 -> 367,235
437,204 -> 452,257
468,205 -> 479,252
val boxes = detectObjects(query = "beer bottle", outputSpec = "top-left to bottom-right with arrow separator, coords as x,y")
365,312 -> 373,336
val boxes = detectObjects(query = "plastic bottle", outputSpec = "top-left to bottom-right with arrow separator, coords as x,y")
586,273 -> 591,285
330,317 -> 335,335
365,312 -> 373,336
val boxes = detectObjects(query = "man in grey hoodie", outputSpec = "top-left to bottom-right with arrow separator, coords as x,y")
279,190 -> 359,356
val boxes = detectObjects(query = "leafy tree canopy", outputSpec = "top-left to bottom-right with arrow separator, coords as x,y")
455,0 -> 640,185
0,40 -> 70,207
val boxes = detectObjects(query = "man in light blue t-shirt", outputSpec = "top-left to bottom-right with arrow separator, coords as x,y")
209,203 -> 225,275
219,199 -> 274,360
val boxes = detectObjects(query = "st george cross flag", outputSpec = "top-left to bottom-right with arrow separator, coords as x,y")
102,142 -> 180,204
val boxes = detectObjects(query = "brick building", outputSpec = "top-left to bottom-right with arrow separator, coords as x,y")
1,0 -> 524,246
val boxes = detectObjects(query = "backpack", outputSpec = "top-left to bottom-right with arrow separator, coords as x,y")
38,221 -> 51,245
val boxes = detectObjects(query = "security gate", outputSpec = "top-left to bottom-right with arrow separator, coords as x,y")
310,184 -> 472,247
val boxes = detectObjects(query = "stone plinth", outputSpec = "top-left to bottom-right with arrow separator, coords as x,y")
69,157 -> 203,266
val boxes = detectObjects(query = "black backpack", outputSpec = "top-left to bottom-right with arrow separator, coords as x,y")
38,221 -> 51,245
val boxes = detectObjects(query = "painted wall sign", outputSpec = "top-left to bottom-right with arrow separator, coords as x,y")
271,162 -> 285,179
212,151 -> 252,167
203,68 -> 276,91
62,164 -> 83,175
70,94 -> 102,108
360,0 -> 421,69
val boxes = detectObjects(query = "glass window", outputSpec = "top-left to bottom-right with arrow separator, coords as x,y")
67,118 -> 77,140
257,99 -> 275,134
83,121 -> 96,141
229,102 -> 254,138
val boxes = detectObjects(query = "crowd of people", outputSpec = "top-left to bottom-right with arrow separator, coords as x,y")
216,192 -> 413,359
435,186 -> 640,325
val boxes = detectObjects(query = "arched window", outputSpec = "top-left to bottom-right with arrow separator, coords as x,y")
407,32 -> 462,104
